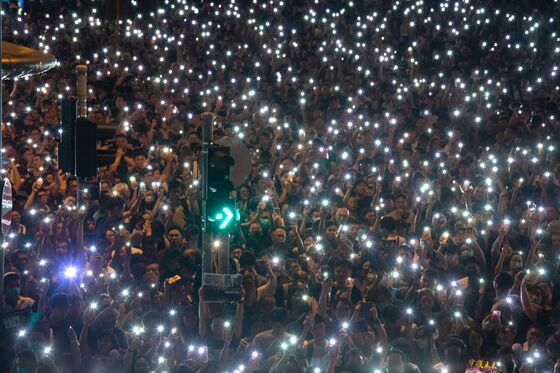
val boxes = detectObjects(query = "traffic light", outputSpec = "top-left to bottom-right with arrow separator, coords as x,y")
58,99 -> 76,174
58,99 -> 97,177
205,146 -> 238,232
58,98 -> 120,176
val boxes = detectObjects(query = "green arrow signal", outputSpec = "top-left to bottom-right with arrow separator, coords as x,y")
218,207 -> 234,229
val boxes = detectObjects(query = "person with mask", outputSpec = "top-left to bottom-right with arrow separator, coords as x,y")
412,326 -> 438,372
3,272 -> 34,311
268,226 -> 289,258
454,225 -> 486,269
245,221 -> 267,255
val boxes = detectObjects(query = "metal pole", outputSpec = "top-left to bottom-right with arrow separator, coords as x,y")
76,65 -> 87,206
76,65 -> 87,118
200,113 -> 213,275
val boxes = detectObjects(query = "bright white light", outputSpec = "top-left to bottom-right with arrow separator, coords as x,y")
64,266 -> 78,279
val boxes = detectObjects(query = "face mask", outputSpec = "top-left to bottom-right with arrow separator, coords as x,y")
416,339 -> 429,349
367,273 -> 376,280
144,196 -> 154,203
259,219 -> 270,230
248,231 -> 261,238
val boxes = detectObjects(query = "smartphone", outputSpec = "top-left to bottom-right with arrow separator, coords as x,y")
501,219 -> 511,234
439,232 -> 450,245
287,172 -> 294,183
166,275 -> 182,286
493,310 -> 502,318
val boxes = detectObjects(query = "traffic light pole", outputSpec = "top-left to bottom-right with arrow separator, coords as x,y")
200,113 -> 213,275
76,65 -> 87,206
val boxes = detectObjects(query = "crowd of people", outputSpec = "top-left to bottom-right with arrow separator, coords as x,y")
2,0 -> 560,372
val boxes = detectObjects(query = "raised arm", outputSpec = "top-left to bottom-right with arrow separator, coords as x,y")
318,279 -> 332,320
198,286 -> 208,338
257,262 -> 277,299
520,275 -> 538,323
234,295 -> 244,339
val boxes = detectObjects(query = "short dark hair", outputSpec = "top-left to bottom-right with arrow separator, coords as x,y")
102,196 -> 125,213
494,272 -> 514,293
239,251 -> 257,267
393,193 -> 408,201
271,307 -> 290,325
325,220 -> 338,230
379,216 -> 396,231
166,225 -> 182,235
